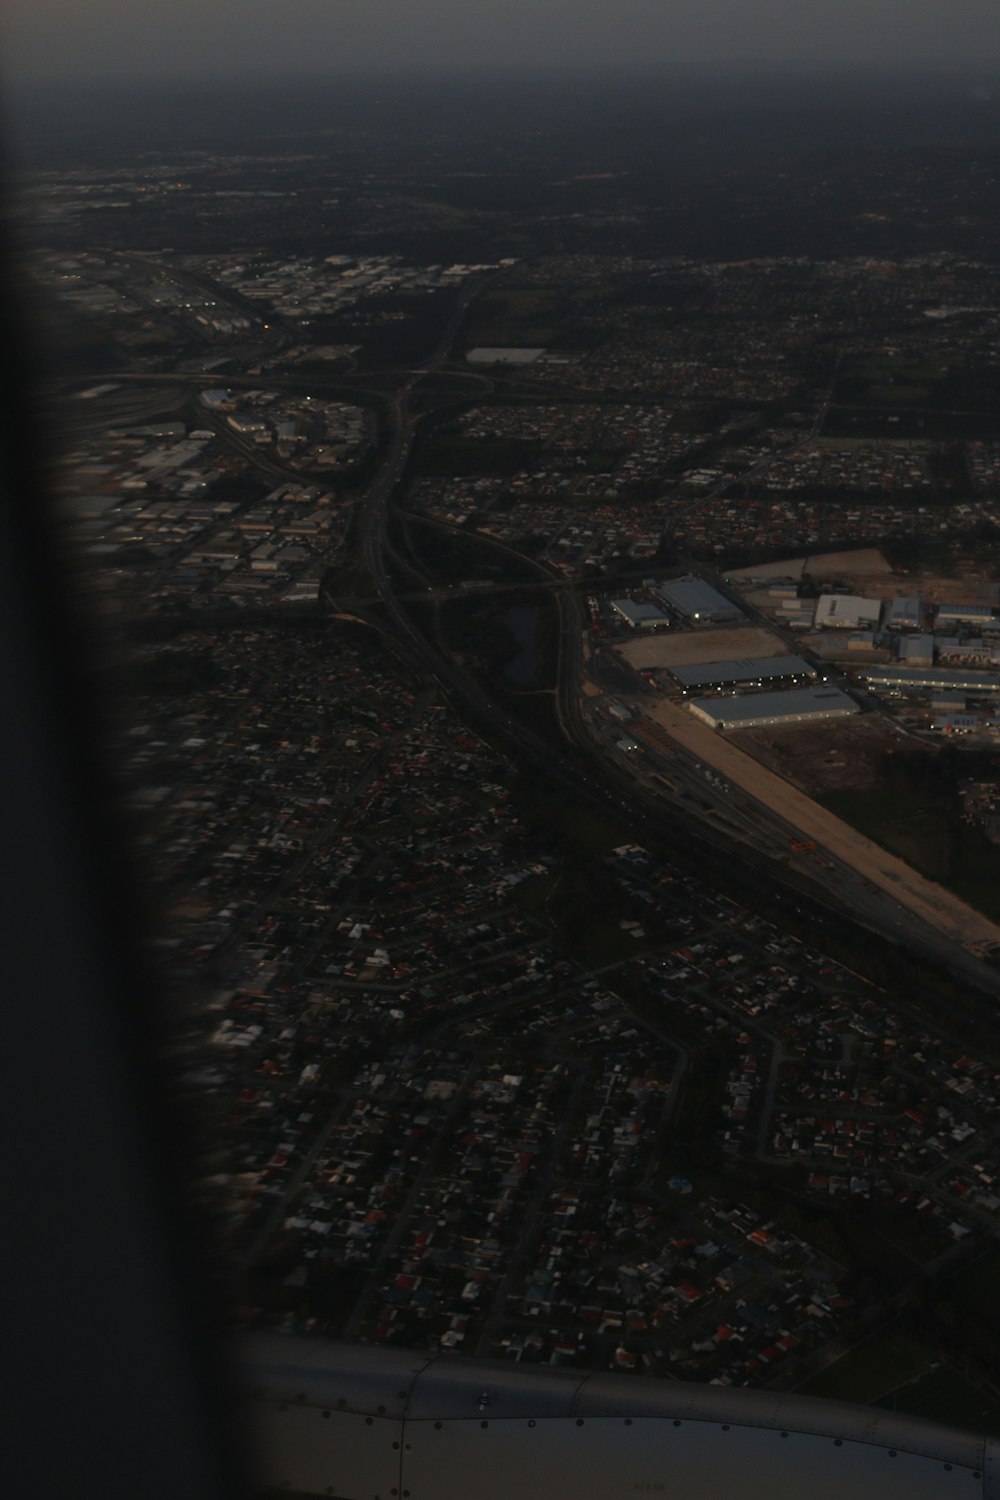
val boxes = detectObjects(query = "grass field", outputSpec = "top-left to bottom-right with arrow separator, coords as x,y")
803,1262 -> 1000,1431
799,1334 -> 933,1403
836,354 -> 959,408
942,820 -> 1000,923
878,1366 -> 1000,1436
944,1251 -> 1000,1341
819,785 -> 1000,922
867,383 -> 932,403
465,287 -> 566,348
819,786 -> 951,879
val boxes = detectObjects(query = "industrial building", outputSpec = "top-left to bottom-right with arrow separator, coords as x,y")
777,603 -> 818,630
687,685 -> 859,731
936,636 -> 998,664
899,634 -> 935,666
671,655 -> 816,691
935,602 -> 996,627
860,666 -> 1000,693
932,714 -> 979,735
887,596 -> 922,630
610,599 -> 667,630
655,577 -> 743,625
931,693 -> 966,714
813,594 -> 883,630
227,413 -> 269,436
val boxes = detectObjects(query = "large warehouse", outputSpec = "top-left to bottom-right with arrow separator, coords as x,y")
672,654 -> 816,691
610,598 -> 667,630
687,685 -> 859,731
655,577 -> 743,624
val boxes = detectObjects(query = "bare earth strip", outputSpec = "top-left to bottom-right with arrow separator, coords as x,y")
640,698 -> 1000,953
726,549 -> 890,582
619,626 -> 787,670
805,548 -> 893,577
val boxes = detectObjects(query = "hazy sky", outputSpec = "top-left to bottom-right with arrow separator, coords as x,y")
3,0 -> 1000,84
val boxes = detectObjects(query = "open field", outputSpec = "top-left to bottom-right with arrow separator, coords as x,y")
806,548 -> 893,577
877,1366 -> 1000,1437
736,716 -> 919,796
618,625 -> 786,670
732,550 -> 998,608
947,1251 -> 1000,1339
726,548 -> 890,583
846,574 -> 997,606
822,786 -> 951,881
799,1335 -> 933,1404
463,287 -> 565,348
636,696 -> 1000,952
726,559 -> 807,583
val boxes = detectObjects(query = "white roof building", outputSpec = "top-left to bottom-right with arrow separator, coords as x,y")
813,594 -> 883,630
687,685 -> 859,731
611,599 -> 667,630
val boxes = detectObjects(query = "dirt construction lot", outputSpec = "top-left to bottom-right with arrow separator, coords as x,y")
640,697 -> 1000,953
727,548 -> 890,583
736,715 -> 919,795
619,626 -> 787,670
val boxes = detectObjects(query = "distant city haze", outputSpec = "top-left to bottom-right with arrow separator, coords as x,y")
3,0 -> 1000,84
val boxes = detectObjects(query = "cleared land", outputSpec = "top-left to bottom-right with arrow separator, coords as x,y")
619,625 -> 786,670
637,696 -> 1000,952
728,553 -> 1000,606
878,1366 -> 1000,1438
831,572 -> 998,605
726,558 -> 807,583
727,548 -> 890,583
799,1335 -> 933,1404
736,716 -> 916,795
806,548 -> 892,578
